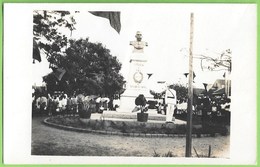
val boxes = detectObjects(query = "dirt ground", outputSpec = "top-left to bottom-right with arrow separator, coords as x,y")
32,116 -> 230,158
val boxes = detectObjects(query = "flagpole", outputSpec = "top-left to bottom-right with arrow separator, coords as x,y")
185,13 -> 194,157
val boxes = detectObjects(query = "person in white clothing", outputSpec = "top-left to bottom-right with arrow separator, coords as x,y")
56,96 -> 63,114
61,94 -> 68,115
164,85 -> 177,123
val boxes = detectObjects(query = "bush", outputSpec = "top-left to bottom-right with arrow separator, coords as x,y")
135,94 -> 147,107
78,101 -> 93,119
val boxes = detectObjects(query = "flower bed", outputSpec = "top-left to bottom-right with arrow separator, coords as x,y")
46,116 -> 229,136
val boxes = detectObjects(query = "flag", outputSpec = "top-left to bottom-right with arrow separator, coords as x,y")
203,83 -> 208,92
33,39 -> 41,63
184,72 -> 196,79
89,11 -> 121,33
193,72 -> 196,79
147,73 -> 153,79
184,73 -> 189,78
53,68 -> 66,81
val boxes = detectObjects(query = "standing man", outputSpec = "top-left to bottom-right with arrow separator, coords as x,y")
71,95 -> 78,116
165,84 -> 177,123
202,95 -> 211,128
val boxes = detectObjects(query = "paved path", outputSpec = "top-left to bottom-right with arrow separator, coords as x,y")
32,116 -> 230,157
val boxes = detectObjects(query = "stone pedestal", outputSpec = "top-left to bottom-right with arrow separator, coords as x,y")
118,53 -> 153,112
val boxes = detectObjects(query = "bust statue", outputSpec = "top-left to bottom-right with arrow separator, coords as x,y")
130,31 -> 148,53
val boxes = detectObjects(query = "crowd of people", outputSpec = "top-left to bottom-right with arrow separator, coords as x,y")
32,91 -> 118,117
196,94 -> 231,124
32,87 -> 231,125
154,93 -> 231,124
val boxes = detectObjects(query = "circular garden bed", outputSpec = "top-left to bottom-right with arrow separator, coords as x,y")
44,116 -> 229,137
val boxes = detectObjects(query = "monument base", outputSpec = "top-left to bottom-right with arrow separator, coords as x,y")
118,88 -> 153,113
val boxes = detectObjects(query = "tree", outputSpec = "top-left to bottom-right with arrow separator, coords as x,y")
150,83 -> 188,102
195,49 -> 232,72
170,84 -> 188,102
34,11 -> 125,96
33,10 -> 77,65
43,38 -> 125,96
149,90 -> 164,99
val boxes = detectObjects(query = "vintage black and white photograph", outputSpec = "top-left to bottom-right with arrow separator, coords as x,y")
4,3 -> 256,164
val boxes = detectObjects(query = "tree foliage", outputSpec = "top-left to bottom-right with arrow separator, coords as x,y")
34,11 -> 125,96
149,90 -> 164,99
43,38 -> 125,96
150,84 -> 188,102
33,10 -> 77,65
169,84 -> 188,102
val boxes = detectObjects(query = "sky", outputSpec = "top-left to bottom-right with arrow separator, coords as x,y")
33,4 -> 256,89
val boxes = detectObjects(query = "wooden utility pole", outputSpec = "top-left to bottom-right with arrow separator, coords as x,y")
185,13 -> 194,157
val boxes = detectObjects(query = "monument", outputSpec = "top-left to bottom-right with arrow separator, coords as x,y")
119,31 -> 153,112
130,31 -> 148,53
